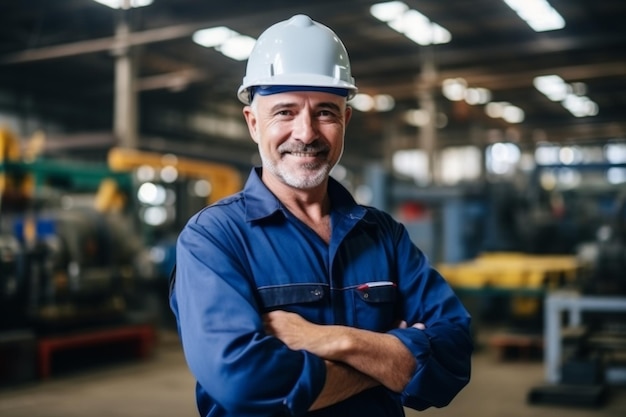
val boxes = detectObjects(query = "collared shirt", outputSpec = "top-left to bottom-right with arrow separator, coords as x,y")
170,168 -> 472,417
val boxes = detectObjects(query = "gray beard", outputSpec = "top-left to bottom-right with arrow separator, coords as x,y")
258,147 -> 332,189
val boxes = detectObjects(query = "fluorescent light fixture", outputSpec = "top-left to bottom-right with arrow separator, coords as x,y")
370,1 -> 408,21
350,93 -> 396,112
534,74 -> 598,117
371,1 -> 452,46
350,94 -> 375,112
464,87 -> 492,105
216,35 -> 257,61
442,78 -> 467,101
92,0 -> 153,9
193,27 -> 256,61
503,0 -> 565,32
374,94 -> 396,112
533,74 -> 568,101
485,101 -> 525,123
562,94 -> 599,118
502,105 -> 525,124
192,27 -> 238,48
442,78 -> 492,105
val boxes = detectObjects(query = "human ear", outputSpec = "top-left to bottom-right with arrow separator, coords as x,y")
243,106 -> 260,143
345,105 -> 353,125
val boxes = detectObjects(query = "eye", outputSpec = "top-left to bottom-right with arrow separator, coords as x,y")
274,109 -> 293,118
317,110 -> 339,120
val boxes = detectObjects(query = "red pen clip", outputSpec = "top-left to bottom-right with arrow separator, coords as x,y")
357,281 -> 396,291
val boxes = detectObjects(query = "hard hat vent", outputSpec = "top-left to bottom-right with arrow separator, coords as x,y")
289,14 -> 314,27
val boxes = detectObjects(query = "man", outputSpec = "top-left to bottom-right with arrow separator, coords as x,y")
170,14 -> 472,417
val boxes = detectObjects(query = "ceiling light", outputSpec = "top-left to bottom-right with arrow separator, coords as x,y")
192,27 -> 238,48
533,74 -> 568,101
350,94 -> 395,112
92,0 -> 153,9
502,105 -> 525,124
442,78 -> 467,101
350,94 -> 375,112
562,94 -> 599,118
370,1 -> 408,21
485,102 -> 525,123
534,75 -> 599,117
374,94 -> 395,112
464,87 -> 492,105
404,109 -> 430,127
503,0 -> 565,32
216,35 -> 256,61
371,1 -> 451,46
193,27 -> 256,61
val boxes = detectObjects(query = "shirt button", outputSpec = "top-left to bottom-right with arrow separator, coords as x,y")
363,293 -> 369,299
312,288 -> 322,297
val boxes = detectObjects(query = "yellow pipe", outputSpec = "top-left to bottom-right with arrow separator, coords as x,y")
107,147 -> 242,203
0,126 -> 21,161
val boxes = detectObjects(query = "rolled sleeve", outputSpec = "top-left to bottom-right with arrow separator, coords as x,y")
391,224 -> 473,411
389,321 -> 472,410
283,352 -> 326,416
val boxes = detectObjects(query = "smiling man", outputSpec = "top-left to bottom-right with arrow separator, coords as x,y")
170,14 -> 472,417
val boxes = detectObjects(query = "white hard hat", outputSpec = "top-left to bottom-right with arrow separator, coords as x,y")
237,14 -> 357,104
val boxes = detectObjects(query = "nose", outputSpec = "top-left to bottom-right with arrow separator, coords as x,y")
293,111 -> 317,144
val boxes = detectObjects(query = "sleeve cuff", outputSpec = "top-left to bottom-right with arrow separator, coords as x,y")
388,328 -> 431,368
282,351 -> 327,416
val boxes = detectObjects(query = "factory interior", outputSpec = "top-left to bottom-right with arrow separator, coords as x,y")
1,0 -> 626,415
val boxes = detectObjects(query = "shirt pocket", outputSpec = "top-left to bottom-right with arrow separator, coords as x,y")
352,281 -> 397,331
257,284 -> 327,324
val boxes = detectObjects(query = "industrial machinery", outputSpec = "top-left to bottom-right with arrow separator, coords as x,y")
1,128 -> 149,333
1,127 -> 244,382
1,129 -> 244,332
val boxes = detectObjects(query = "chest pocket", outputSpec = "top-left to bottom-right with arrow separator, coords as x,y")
352,282 -> 397,331
257,284 -> 328,324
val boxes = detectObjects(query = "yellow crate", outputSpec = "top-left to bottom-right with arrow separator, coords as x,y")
438,252 -> 580,290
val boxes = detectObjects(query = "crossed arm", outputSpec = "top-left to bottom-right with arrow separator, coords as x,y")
263,311 -> 422,410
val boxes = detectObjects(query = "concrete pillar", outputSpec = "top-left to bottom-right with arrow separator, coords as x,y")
113,8 -> 139,149
417,46 -> 438,184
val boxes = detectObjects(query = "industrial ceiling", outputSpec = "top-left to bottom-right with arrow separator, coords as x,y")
1,0 -> 625,170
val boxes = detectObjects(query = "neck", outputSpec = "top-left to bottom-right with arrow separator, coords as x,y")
261,171 -> 332,243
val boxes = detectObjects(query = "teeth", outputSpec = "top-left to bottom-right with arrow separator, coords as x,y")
291,152 -> 317,157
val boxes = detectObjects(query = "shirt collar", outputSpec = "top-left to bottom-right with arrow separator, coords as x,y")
243,167 -> 368,223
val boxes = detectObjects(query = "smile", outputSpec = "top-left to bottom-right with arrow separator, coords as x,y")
289,151 -> 323,157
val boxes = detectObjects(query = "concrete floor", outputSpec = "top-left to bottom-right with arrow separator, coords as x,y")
1,331 -> 624,417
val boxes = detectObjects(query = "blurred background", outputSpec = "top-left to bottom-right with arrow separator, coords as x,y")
1,1 -> 625,416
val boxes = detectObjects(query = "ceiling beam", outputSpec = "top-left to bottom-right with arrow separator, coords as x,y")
0,23 -> 209,65
0,1 -> 368,65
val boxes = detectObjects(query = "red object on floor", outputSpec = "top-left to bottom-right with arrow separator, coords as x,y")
37,324 -> 156,379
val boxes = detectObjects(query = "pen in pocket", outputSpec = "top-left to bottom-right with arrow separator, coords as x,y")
357,281 -> 396,290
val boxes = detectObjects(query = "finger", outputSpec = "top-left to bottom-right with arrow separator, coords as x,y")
413,323 -> 426,330
398,320 -> 408,329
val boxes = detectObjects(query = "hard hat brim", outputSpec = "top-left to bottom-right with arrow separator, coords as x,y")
238,75 -> 357,105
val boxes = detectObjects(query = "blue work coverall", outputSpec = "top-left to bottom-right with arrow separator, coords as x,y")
170,168 -> 472,417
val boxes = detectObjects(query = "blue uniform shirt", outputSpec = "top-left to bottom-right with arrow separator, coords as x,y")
171,168 -> 472,417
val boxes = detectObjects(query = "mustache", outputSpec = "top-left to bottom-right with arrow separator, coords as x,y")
278,141 -> 330,154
